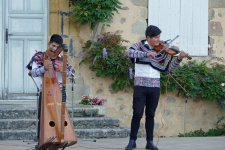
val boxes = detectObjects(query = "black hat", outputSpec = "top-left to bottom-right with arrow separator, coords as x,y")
145,25 -> 161,38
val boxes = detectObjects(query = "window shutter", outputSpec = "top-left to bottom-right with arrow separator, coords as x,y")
148,0 -> 208,56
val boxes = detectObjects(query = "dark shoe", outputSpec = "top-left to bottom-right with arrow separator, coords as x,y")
146,141 -> 158,150
125,139 -> 136,150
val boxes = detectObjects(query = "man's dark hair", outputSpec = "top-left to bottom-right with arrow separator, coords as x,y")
49,34 -> 63,45
145,25 -> 161,38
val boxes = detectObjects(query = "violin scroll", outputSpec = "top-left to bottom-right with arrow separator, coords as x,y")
170,46 -> 192,60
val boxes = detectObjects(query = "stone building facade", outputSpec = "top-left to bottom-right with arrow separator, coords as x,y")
0,0 -> 224,137
50,0 -> 225,136
58,0 -> 225,137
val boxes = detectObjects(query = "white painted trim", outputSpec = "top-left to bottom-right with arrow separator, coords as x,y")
0,0 -> 6,99
0,0 -> 3,99
4,0 -> 9,99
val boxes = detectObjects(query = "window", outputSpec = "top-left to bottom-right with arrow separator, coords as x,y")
148,0 -> 208,56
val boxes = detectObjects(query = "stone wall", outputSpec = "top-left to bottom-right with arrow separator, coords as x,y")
209,0 -> 225,59
49,0 -> 225,137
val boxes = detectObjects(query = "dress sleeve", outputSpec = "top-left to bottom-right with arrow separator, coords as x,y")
30,61 -> 45,77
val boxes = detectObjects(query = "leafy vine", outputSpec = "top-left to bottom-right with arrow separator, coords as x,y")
69,0 -> 122,29
81,32 -> 133,91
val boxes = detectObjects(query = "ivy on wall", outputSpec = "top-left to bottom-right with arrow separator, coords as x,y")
69,0 -> 122,29
81,32 -> 133,91
161,61 -> 225,108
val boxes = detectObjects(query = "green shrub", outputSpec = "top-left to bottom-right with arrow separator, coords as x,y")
178,124 -> 225,137
81,32 -> 133,91
161,61 -> 225,108
69,0 -> 122,29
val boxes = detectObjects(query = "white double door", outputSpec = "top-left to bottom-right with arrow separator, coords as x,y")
2,0 -> 48,99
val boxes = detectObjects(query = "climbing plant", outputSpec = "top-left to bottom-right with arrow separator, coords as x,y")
81,32 -> 133,91
161,61 -> 225,108
69,0 -> 122,29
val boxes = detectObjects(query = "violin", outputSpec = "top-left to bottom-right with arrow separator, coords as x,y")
154,41 -> 192,60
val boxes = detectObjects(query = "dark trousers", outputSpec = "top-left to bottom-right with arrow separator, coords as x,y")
130,86 -> 160,141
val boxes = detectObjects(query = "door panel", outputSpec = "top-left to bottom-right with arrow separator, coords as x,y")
5,0 -> 48,99
8,37 -> 44,94
9,0 -> 25,13
8,39 -> 24,92
28,0 -> 44,12
9,0 -> 44,13
10,17 -> 44,35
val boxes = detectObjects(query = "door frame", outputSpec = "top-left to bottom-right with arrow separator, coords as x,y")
0,0 -> 49,100
0,0 -> 5,99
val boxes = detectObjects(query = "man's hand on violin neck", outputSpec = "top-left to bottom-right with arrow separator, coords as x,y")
147,51 -> 157,58
178,50 -> 188,60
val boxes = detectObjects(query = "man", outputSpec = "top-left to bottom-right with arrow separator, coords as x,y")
126,25 -> 188,150
26,34 -> 75,147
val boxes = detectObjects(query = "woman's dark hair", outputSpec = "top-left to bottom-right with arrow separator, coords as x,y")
49,34 -> 63,45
